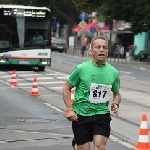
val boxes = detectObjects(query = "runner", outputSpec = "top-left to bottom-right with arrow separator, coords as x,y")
63,36 -> 121,150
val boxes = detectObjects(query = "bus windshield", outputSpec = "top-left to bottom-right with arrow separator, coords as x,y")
0,7 -> 51,51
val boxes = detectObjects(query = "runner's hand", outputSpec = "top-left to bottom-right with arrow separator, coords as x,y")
111,102 -> 119,116
64,110 -> 78,121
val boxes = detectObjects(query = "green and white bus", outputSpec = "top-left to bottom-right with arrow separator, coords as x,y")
0,4 -> 55,71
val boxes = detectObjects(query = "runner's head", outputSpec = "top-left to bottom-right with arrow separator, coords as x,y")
89,36 -> 109,65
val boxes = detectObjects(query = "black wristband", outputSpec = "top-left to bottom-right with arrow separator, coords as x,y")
114,103 -> 119,108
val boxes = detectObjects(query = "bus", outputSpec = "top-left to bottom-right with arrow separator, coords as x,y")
0,4 -> 56,71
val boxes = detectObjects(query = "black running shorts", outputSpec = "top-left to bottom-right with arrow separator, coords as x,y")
72,113 -> 112,146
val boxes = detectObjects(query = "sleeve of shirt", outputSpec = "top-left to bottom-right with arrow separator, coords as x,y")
111,73 -> 120,93
68,66 -> 80,87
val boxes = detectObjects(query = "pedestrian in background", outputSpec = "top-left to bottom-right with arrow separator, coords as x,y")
63,35 -> 121,150
81,35 -> 88,57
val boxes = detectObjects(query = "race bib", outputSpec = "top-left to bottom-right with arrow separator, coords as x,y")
89,83 -> 112,103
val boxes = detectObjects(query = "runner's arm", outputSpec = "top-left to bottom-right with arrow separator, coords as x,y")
111,91 -> 121,116
113,91 -> 121,106
63,81 -> 74,111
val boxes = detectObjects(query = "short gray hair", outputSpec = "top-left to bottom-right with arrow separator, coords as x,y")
90,36 -> 108,49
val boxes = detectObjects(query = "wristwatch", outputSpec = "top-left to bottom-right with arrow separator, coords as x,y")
114,102 -> 119,108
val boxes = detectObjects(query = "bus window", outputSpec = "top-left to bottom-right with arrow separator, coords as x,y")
0,22 -> 10,49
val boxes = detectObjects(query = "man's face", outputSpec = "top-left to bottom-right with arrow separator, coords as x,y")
90,38 -> 109,63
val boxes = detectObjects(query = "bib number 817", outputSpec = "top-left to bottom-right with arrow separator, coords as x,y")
93,90 -> 107,98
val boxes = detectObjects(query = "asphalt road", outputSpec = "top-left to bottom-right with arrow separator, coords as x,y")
0,52 -> 150,149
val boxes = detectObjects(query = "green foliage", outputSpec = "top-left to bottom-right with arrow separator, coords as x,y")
71,0 -> 103,13
3,0 -> 150,35
71,0 -> 150,34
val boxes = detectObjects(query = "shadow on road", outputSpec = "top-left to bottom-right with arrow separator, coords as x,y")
0,65 -> 38,72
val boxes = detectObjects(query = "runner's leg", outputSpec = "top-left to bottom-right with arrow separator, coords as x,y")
77,142 -> 90,150
93,135 -> 108,150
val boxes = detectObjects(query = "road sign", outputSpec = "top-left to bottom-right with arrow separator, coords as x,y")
90,27 -> 96,34
69,36 -> 74,46
79,12 -> 87,20
79,20 -> 87,29
97,14 -> 105,22
98,22 -> 105,28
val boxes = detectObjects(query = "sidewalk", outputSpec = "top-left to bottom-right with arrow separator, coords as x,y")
63,50 -> 150,69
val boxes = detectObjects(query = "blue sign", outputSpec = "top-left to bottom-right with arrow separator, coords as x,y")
79,12 -> 87,21
90,27 -> 96,33
56,22 -> 60,28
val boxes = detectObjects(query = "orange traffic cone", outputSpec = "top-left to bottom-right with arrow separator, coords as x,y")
133,114 -> 150,150
30,77 -> 40,96
70,88 -> 75,104
10,70 -> 18,86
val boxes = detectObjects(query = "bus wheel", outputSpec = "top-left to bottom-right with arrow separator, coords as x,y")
38,66 -> 45,71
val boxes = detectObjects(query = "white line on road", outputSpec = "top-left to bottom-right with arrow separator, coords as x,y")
48,70 -> 68,76
121,75 -> 136,79
41,94 -> 60,96
0,72 -> 8,74
7,77 -> 54,82
17,74 -> 43,77
56,76 -> 69,79
0,75 -> 11,78
139,67 -> 147,71
44,103 -> 63,112
48,86 -> 63,89
119,71 -> 132,74
29,77 -> 54,80
18,81 -> 65,86
110,135 -> 134,148
45,73 -> 58,75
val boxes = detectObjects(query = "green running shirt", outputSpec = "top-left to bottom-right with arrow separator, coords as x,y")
68,60 -> 120,116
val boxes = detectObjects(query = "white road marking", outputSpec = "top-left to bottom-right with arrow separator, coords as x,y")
0,79 -> 9,85
19,87 -> 44,89
0,72 -> 8,74
41,94 -> 60,96
8,71 -> 34,73
121,75 -> 136,79
7,77 -> 54,81
27,77 -> 54,80
18,81 -> 65,86
48,86 -> 63,89
49,70 -> 68,76
44,103 -> 63,112
17,74 -> 43,77
110,135 -> 134,148
56,76 -> 69,79
119,71 -> 132,74
45,73 -> 58,75
0,75 -> 12,78
139,67 -> 147,71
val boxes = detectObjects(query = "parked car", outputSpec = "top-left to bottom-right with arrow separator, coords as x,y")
134,50 -> 148,61
51,37 -> 67,53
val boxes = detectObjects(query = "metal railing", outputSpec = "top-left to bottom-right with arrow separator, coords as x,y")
67,46 -> 136,64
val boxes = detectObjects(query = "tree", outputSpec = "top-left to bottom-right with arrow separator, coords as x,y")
71,0 -> 150,34
48,0 -> 80,42
0,0 -> 12,3
71,0 -> 103,13
101,0 -> 150,34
